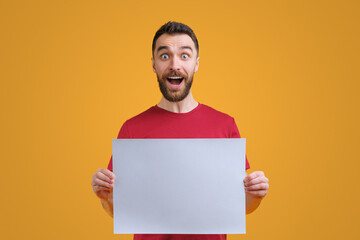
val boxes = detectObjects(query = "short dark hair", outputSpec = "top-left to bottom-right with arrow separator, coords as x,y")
152,21 -> 199,57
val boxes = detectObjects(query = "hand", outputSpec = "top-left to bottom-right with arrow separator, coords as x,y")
91,168 -> 115,200
244,171 -> 269,199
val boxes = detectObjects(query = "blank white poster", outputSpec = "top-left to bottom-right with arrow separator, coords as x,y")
112,138 -> 246,234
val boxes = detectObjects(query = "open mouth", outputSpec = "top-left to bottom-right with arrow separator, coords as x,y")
167,76 -> 184,85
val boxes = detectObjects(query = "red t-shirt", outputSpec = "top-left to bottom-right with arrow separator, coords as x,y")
108,103 -> 250,240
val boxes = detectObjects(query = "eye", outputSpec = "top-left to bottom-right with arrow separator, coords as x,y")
181,54 -> 189,59
160,54 -> 169,60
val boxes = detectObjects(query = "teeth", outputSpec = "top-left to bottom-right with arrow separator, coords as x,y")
168,77 -> 183,79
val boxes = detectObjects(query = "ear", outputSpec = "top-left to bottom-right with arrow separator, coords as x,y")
194,56 -> 200,73
151,57 -> 156,73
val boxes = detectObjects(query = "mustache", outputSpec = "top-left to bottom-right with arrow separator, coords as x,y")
164,71 -> 186,78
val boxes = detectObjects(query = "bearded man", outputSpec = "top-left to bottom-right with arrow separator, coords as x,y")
91,21 -> 269,240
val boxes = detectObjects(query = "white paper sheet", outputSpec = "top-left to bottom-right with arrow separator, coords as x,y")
112,138 -> 246,234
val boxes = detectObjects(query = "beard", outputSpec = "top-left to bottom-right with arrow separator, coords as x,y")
157,72 -> 194,102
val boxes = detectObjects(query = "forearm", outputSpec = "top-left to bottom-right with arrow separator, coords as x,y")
100,195 -> 113,217
246,193 -> 263,214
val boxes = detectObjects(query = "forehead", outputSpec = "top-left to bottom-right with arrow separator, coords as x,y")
155,33 -> 195,52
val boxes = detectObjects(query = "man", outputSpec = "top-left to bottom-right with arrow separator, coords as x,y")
91,21 -> 269,240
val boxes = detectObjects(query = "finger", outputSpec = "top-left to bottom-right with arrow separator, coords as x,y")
93,178 -> 114,189
244,176 -> 269,187
245,182 -> 269,191
95,171 -> 114,184
91,178 -> 111,188
93,185 -> 111,192
245,190 -> 268,198
98,168 -> 116,180
244,171 -> 264,182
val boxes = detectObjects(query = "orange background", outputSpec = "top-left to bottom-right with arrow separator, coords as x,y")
1,0 -> 359,239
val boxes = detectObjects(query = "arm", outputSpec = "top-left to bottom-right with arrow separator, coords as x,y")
91,168 -> 116,217
244,171 -> 269,214
100,195 -> 113,217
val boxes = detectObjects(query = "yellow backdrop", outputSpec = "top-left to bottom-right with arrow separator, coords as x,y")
1,0 -> 359,239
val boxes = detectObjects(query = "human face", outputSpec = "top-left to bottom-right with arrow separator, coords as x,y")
152,34 -> 200,102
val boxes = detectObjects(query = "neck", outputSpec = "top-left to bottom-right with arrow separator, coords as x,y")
157,91 -> 199,113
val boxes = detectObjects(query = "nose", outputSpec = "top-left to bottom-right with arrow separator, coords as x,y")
169,56 -> 181,71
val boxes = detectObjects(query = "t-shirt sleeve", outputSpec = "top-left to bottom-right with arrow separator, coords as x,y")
107,121 -> 131,172
231,118 -> 250,170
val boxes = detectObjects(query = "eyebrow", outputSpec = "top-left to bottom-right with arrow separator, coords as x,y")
156,45 -> 193,53
180,46 -> 193,52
